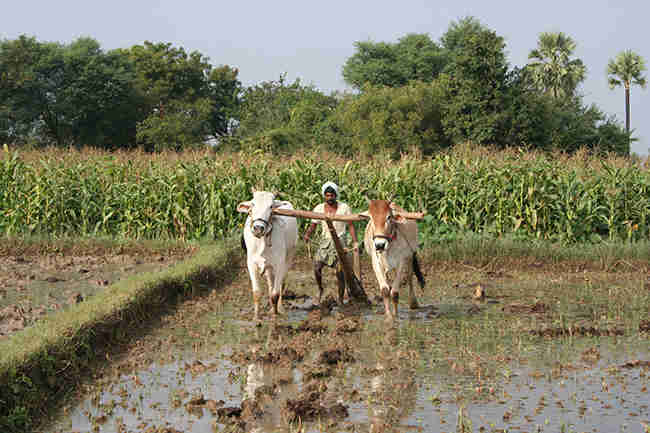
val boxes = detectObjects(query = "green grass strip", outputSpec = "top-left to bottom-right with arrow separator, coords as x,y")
0,236 -> 242,432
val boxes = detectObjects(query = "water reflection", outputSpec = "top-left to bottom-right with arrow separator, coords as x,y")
42,304 -> 649,433
365,327 -> 420,433
243,361 -> 299,432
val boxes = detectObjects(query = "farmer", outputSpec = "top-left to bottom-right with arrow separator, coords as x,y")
303,181 -> 358,305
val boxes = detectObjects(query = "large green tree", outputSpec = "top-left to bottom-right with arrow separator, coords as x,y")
236,75 -> 336,145
0,36 -> 140,147
323,81 -> 448,157
342,33 -> 445,89
606,50 -> 647,134
437,18 -> 511,145
117,41 -> 241,150
207,65 -> 241,137
527,32 -> 586,99
439,16 -> 486,52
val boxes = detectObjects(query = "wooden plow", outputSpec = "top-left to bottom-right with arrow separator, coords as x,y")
272,208 -> 371,305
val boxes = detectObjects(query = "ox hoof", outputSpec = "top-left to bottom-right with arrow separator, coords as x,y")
409,301 -> 420,310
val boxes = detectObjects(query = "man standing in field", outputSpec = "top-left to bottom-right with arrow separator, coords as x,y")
303,181 -> 358,305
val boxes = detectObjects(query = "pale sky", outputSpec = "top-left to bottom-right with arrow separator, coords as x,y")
4,0 -> 648,154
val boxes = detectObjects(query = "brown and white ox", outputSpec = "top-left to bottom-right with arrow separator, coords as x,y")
359,200 -> 425,320
237,190 -> 298,321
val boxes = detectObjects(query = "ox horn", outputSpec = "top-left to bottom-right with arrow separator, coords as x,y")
361,188 -> 380,204
394,210 -> 427,220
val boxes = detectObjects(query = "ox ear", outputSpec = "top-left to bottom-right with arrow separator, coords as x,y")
393,212 -> 408,224
237,201 -> 252,214
271,200 -> 290,208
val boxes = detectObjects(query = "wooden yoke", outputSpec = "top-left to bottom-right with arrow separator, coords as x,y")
271,208 -> 365,222
272,207 -> 370,305
272,207 -> 425,221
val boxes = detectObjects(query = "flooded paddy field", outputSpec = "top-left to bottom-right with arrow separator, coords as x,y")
0,240 -> 194,339
40,254 -> 650,433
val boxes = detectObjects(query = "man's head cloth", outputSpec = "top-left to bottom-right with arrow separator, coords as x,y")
321,181 -> 339,197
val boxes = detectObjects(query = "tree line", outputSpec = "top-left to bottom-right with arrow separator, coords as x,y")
1,17 -> 646,155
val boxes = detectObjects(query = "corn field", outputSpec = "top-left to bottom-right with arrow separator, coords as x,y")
1,146 -> 649,243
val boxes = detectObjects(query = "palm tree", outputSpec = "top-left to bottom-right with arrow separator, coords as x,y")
527,32 -> 586,99
607,50 -> 647,134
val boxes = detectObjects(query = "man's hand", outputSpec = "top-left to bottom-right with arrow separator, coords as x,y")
303,235 -> 310,243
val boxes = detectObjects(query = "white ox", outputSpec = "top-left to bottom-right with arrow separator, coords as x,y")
359,200 -> 425,320
237,190 -> 298,321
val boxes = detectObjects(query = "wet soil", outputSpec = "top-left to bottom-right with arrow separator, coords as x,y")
9,246 -> 650,432
0,241 -> 195,339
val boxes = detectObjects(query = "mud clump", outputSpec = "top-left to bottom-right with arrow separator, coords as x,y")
283,391 -> 348,423
303,363 -> 334,380
318,349 -> 348,365
619,359 -> 650,369
257,346 -> 302,363
318,344 -> 355,365
214,399 -> 264,432
230,344 -> 303,364
306,308 -> 324,321
240,398 -> 264,420
319,295 -> 337,315
142,426 -> 184,433
216,406 -> 242,419
530,325 -> 624,338
296,319 -> 328,334
332,317 -> 360,335
205,399 -> 225,413
183,359 -> 217,376
303,379 -> 328,394
502,302 -> 549,314
252,384 -> 275,399
216,406 -> 247,432
67,292 -> 84,305
268,324 -> 298,338
184,394 -> 207,416
581,347 -> 601,363
640,319 -> 650,333
0,305 -> 28,336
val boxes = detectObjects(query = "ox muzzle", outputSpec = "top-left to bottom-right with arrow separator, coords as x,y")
373,233 -> 395,252
251,218 -> 272,239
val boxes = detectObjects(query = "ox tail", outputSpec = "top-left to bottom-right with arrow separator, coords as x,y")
412,253 -> 425,289
240,234 -> 247,252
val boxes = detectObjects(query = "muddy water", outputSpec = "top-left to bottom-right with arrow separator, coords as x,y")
44,261 -> 649,433
1,250 -> 190,339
